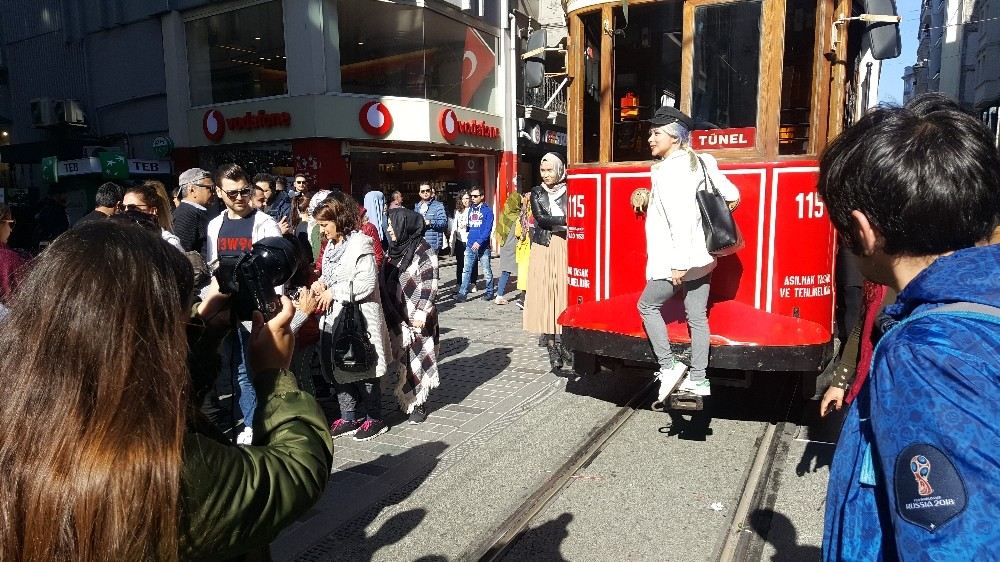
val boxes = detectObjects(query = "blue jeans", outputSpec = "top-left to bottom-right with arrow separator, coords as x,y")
496,270 -> 512,296
226,326 -> 257,430
459,242 -> 494,297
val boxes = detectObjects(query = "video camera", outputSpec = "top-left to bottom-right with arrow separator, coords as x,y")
214,236 -> 306,321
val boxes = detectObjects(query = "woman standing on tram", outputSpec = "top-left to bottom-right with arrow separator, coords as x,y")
637,107 -> 740,399
523,152 -> 570,371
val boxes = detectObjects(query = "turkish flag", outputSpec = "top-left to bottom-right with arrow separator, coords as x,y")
461,29 -> 496,107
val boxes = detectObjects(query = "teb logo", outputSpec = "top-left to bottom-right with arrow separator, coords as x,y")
203,109 -> 226,142
359,101 -> 393,136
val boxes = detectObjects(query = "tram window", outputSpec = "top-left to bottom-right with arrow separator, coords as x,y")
611,3 -> 683,162
779,0 -> 817,155
691,1 -> 762,131
581,12 -> 602,163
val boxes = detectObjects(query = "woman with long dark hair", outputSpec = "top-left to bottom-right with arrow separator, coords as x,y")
382,208 -> 440,424
0,220 -> 333,560
0,202 -> 28,305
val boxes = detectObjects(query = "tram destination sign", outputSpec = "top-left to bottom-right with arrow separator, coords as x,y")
691,127 -> 756,150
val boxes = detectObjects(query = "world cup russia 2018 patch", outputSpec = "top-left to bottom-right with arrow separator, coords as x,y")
894,443 -> 967,532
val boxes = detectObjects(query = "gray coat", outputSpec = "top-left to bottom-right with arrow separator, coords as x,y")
318,233 -> 392,384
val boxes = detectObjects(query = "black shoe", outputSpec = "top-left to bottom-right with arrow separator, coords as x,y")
560,345 -> 574,368
455,294 -> 467,303
547,345 -> 563,371
408,405 -> 428,424
354,418 -> 388,441
330,418 -> 360,439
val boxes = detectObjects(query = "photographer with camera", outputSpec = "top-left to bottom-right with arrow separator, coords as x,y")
205,163 -> 283,445
0,220 -> 333,560
311,194 -> 393,441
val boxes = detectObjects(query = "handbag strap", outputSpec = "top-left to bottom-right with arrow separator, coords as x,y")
696,155 -> 721,196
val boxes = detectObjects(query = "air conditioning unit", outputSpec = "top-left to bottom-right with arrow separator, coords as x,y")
54,99 -> 86,127
30,98 -> 57,128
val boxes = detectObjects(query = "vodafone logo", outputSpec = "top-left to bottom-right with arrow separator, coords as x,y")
438,109 -> 500,143
439,109 -> 459,142
203,110 -> 226,143
359,101 -> 393,136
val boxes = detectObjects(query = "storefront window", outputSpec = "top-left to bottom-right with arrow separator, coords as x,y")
611,2 -> 682,162
691,1 -> 762,130
187,1 -> 288,106
338,0 -> 498,112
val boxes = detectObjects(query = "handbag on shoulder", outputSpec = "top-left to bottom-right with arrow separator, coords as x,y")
332,282 -> 378,373
696,156 -> 744,257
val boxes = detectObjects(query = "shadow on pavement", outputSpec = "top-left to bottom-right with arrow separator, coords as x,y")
500,512 -> 573,562
285,441 -> 448,561
750,508 -> 822,562
425,346 -> 514,417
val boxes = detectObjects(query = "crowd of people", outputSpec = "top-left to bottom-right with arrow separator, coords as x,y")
1,92 -> 996,559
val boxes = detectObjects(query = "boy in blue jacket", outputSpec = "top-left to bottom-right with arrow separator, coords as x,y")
818,93 -> 1000,560
455,187 -> 494,302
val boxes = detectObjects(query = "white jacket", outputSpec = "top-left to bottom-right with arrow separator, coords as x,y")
645,151 -> 740,281
204,209 -> 282,266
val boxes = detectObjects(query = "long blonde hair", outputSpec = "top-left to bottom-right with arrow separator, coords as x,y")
0,221 -> 193,561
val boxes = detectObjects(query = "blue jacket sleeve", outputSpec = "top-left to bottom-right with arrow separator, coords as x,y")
869,333 -> 1000,559
472,205 -> 494,247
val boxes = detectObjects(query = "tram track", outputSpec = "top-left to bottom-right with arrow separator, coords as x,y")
471,377 -> 660,562
471,371 -> 801,562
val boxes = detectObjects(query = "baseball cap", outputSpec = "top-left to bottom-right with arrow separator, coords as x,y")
179,167 -> 212,187
648,106 -> 694,129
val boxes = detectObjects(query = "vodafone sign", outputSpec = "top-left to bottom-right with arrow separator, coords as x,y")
201,109 -> 292,143
438,109 -> 499,143
203,110 -> 226,143
359,101 -> 393,136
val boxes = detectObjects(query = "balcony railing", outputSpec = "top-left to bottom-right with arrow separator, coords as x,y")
524,75 -> 567,114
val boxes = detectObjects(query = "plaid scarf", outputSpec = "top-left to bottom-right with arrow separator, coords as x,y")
383,243 -> 440,413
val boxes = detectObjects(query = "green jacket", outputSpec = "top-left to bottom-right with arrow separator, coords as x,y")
181,314 -> 334,561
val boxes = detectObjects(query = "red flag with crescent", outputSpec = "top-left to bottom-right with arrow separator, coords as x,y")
461,29 -> 495,107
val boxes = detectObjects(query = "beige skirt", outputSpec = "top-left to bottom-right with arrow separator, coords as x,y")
523,233 -> 567,335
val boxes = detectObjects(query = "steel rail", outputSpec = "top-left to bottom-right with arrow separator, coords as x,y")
472,377 -> 659,562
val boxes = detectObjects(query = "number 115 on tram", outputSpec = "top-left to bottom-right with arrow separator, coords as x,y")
551,0 -> 902,393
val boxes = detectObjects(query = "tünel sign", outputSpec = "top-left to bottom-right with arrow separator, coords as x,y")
691,127 -> 756,150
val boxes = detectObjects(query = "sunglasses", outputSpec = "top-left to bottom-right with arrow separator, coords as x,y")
121,203 -> 153,213
419,189 -> 432,193
294,180 -> 306,184
1,219 -> 14,226
222,188 -> 252,199
470,193 -> 483,198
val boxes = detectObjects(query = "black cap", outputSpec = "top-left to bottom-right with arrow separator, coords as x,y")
648,106 -> 694,129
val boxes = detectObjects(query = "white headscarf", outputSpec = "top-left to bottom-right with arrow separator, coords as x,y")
540,152 -> 567,196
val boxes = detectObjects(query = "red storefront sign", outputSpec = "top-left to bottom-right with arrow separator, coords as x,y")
691,127 -> 756,150
359,101 -> 393,136
438,109 -> 500,143
202,109 -> 291,142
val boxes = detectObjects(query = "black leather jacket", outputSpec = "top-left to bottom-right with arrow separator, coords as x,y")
531,184 -> 567,247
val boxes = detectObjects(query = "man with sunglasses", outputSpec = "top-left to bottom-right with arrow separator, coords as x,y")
455,188 -> 494,302
203,163 -> 283,447
414,183 -> 448,260
172,168 -> 216,254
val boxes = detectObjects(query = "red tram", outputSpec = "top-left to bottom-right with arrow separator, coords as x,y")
553,0 -> 901,393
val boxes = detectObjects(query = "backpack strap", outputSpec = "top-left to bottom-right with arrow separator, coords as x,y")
924,301 -> 1000,318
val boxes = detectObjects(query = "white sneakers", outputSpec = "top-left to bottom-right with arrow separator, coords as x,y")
678,377 -> 711,396
656,362 -> 689,403
236,427 -> 254,446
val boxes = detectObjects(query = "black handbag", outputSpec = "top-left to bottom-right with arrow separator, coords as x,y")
332,283 -> 378,373
696,156 -> 744,257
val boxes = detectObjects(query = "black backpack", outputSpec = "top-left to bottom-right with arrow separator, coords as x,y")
332,283 -> 378,373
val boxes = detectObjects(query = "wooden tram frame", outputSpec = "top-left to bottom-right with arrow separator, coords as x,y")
556,0 -> 880,391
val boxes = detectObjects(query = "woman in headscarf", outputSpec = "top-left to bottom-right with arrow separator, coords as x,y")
382,207 -> 440,424
363,190 -> 388,248
523,153 -> 570,371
